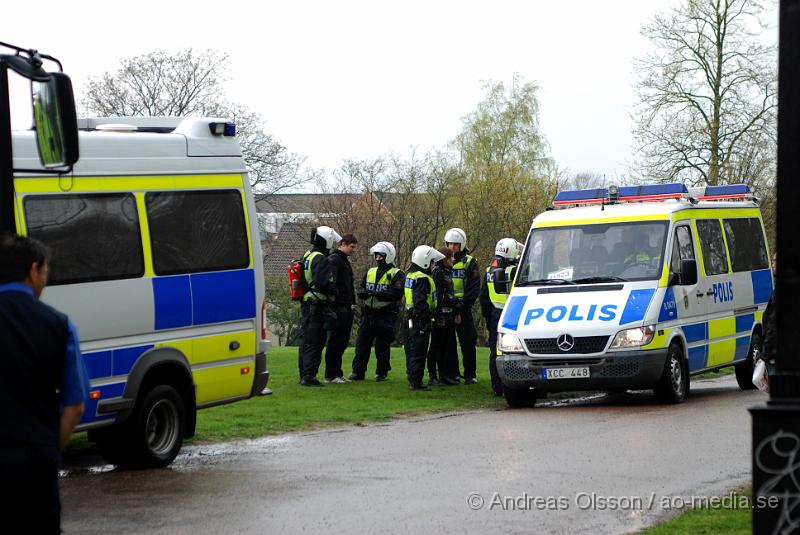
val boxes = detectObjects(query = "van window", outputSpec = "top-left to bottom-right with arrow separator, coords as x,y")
723,218 -> 769,272
146,190 -> 250,275
24,193 -> 144,285
696,219 -> 729,275
670,225 -> 695,274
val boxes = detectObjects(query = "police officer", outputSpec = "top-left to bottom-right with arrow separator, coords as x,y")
298,225 -> 339,386
405,245 -> 445,391
481,238 -> 522,396
0,234 -> 90,533
427,247 -> 459,386
445,228 -> 481,384
349,242 -> 405,381
324,234 -> 358,383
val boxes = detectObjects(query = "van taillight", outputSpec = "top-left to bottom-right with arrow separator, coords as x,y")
261,299 -> 267,340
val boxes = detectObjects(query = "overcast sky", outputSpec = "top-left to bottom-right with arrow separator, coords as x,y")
2,0 -> 778,182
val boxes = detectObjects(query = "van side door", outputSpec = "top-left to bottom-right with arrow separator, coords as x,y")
669,222 -> 707,372
696,219 -> 736,367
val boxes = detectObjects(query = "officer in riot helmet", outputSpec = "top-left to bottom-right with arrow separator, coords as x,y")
480,238 -> 523,396
297,225 -> 339,386
404,245 -> 445,391
444,228 -> 481,384
349,242 -> 405,382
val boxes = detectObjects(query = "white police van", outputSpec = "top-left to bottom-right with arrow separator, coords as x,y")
494,183 -> 772,407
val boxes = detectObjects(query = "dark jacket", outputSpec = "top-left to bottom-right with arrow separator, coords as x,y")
453,249 -> 480,312
357,261 -> 405,315
406,265 -> 434,332
305,245 -> 336,298
328,249 -> 355,306
0,289 -> 69,455
762,292 -> 777,363
431,265 -> 455,322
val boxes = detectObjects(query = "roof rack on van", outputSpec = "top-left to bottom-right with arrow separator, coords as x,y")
552,183 -> 757,208
78,117 -> 184,133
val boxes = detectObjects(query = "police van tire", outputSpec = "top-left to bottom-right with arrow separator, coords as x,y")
735,332 -> 762,390
504,387 -> 539,408
129,385 -> 185,468
654,343 -> 688,404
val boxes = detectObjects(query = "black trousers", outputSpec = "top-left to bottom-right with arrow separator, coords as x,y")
428,319 -> 456,379
298,302 -> 326,380
0,447 -> 61,534
450,308 -> 478,379
405,327 -> 430,385
351,311 -> 395,377
487,308 -> 503,394
324,305 -> 354,380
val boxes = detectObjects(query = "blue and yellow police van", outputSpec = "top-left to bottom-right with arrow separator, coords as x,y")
494,183 -> 772,407
11,117 -> 270,466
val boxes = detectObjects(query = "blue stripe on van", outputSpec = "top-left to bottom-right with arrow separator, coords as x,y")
658,287 -> 678,322
192,269 -> 256,325
81,382 -> 126,425
83,350 -> 112,380
688,345 -> 708,372
751,269 -> 773,304
735,336 -> 751,360
682,322 -> 708,343
501,295 -> 528,331
735,314 -> 755,333
112,345 -> 154,376
619,288 -> 655,325
153,276 -> 193,329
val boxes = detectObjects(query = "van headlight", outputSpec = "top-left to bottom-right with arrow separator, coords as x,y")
498,333 -> 525,353
610,325 -> 656,349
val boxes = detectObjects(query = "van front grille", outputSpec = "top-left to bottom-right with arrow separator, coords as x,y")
524,336 -> 609,355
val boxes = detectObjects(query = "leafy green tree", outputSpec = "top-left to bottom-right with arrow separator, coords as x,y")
264,275 -> 302,346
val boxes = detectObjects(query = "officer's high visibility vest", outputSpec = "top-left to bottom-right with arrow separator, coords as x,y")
404,271 -> 437,311
452,255 -> 475,299
302,250 -> 328,302
486,265 -> 516,309
365,266 -> 400,309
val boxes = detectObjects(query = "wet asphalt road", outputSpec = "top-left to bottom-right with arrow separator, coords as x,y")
60,376 -> 763,534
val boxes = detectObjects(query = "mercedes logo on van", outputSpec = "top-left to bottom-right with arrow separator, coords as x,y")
557,334 -> 575,352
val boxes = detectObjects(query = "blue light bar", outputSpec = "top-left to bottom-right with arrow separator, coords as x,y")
699,184 -> 751,199
223,122 -> 236,137
552,183 -> 688,206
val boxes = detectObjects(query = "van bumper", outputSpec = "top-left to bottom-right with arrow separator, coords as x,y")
497,348 -> 669,393
250,351 -> 270,396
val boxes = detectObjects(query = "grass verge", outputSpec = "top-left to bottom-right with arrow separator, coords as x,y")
639,487 -> 751,534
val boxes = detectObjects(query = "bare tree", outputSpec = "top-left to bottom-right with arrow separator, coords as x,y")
82,49 -> 310,197
632,0 -> 776,187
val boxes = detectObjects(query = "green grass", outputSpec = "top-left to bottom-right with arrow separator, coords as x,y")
639,487 -> 751,534
191,346 -> 504,442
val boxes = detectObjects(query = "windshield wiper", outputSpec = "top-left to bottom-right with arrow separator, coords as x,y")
516,278 -> 578,287
571,276 -> 628,284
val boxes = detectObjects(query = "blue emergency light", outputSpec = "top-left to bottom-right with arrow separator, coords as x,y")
552,183 -> 688,206
209,121 -> 236,137
696,184 -> 752,200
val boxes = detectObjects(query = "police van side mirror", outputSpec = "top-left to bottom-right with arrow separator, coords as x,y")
679,259 -> 698,286
492,268 -> 509,294
31,72 -> 79,169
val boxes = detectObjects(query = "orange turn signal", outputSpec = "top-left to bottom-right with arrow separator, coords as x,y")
241,367 -> 251,375
89,390 -> 101,400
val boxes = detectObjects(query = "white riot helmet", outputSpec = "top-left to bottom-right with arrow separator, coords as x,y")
411,245 -> 445,270
312,225 -> 342,251
495,238 -> 522,260
369,241 -> 397,264
444,228 -> 467,250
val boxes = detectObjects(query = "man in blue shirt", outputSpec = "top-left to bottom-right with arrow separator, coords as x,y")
0,233 -> 90,534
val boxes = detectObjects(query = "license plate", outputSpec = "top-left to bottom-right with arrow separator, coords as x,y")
543,367 -> 590,380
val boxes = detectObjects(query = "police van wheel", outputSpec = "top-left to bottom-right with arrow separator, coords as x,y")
504,387 -> 539,408
654,344 -> 688,404
130,385 -> 185,468
735,332 -> 762,390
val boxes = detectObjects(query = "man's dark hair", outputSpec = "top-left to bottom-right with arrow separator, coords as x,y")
0,233 -> 50,284
340,234 -> 358,245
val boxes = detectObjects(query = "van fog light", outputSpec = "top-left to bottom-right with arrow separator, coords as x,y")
610,325 -> 655,349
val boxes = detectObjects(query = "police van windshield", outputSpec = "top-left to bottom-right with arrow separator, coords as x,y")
517,221 -> 669,285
